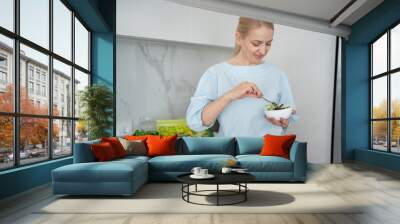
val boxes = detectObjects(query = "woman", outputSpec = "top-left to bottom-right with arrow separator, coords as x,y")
186,17 -> 298,137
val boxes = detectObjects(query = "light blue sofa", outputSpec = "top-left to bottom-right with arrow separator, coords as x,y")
52,137 -> 307,196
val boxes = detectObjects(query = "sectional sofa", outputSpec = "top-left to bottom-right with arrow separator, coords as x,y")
52,137 -> 307,196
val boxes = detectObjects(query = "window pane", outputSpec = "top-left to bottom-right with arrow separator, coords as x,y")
20,44 -> 49,115
53,0 -> 72,60
53,59 -> 72,117
20,117 -> 49,165
74,69 -> 89,118
20,0 -> 49,49
391,72 -> 400,118
75,18 -> 89,70
53,119 -> 72,158
372,77 -> 387,119
0,34 -> 14,112
372,121 -> 388,151
391,120 -> 400,153
372,33 -> 387,76
0,0 -> 13,31
391,24 -> 400,70
0,116 -> 13,170
75,120 -> 88,143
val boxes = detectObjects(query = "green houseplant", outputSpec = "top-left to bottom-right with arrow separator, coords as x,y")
79,84 -> 113,140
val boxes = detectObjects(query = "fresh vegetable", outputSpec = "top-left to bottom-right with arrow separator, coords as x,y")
265,102 -> 290,111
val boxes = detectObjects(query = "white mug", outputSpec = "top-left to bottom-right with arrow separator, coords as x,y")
200,169 -> 208,176
221,167 -> 232,174
191,167 -> 202,176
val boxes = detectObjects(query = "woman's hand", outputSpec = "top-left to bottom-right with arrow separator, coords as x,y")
224,81 -> 262,101
266,117 -> 289,128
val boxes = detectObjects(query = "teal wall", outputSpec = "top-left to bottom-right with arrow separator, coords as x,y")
344,0 -> 400,171
0,158 -> 72,199
91,0 -> 116,135
0,0 -> 116,200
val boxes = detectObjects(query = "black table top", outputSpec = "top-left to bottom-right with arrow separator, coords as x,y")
177,172 -> 255,185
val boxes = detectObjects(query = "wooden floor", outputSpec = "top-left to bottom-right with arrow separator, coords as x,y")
1,162 -> 400,224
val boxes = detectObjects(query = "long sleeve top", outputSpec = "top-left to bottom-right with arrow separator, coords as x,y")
186,61 -> 298,137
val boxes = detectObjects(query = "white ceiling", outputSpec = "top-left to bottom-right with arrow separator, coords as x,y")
224,0 -> 353,24
223,0 -> 384,26
165,0 -> 384,37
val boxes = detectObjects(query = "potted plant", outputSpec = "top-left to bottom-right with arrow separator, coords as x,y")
79,84 -> 113,140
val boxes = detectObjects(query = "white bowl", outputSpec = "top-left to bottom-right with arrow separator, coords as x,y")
264,107 -> 293,120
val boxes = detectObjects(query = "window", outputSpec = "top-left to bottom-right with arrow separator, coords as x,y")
42,85 -> 46,97
75,17 -> 89,70
53,0 -> 72,60
371,23 -> 400,154
0,34 -> 13,113
53,119 -> 72,158
0,0 -> 91,170
74,69 -> 89,118
0,55 -> 7,67
20,0 -> 49,49
0,116 -> 13,170
28,81 -> 34,94
36,83 -> 40,95
0,0 -> 14,32
35,70 -> 40,81
53,59 -> 71,117
0,71 -> 6,85
29,67 -> 34,80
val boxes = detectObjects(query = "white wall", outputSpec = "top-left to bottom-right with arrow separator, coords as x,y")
116,0 -> 338,164
117,0 -> 237,48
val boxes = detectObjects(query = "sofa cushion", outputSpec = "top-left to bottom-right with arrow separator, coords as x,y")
101,137 -> 127,158
91,142 -> 118,161
147,135 -> 177,157
260,134 -> 296,159
115,155 -> 150,163
236,155 -> 293,172
148,154 -> 235,172
124,135 -> 148,141
180,137 -> 235,155
118,138 -> 147,156
235,137 -> 263,155
52,159 -> 147,183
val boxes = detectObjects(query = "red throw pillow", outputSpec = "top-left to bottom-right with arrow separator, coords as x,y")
101,137 -> 127,158
260,134 -> 296,159
124,135 -> 148,141
146,135 -> 177,157
91,142 -> 118,161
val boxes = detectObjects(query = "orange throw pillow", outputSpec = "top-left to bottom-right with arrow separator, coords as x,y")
101,137 -> 127,158
146,135 -> 177,157
124,135 -> 148,141
91,142 -> 117,161
260,134 -> 296,159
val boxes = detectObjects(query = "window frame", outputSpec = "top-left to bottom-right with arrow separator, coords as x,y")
370,21 -> 400,154
0,0 -> 92,171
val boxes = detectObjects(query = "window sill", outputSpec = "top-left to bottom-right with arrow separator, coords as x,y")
0,156 -> 72,175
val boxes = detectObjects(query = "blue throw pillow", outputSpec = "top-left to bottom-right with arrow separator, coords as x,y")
181,137 -> 235,155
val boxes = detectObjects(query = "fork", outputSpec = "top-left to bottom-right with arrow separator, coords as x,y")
261,96 -> 274,103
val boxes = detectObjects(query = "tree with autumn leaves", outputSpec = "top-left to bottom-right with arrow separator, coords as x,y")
0,84 -> 59,152
372,99 -> 400,142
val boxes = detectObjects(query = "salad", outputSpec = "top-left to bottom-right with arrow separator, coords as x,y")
265,102 -> 290,111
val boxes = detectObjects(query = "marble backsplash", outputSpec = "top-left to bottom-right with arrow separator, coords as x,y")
116,36 -> 233,135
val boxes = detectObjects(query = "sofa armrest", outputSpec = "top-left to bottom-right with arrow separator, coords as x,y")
289,141 -> 307,181
73,140 -> 100,163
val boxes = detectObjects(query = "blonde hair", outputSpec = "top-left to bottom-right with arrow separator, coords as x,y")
233,17 -> 274,56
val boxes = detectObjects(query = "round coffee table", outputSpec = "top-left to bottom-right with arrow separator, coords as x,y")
177,172 -> 255,206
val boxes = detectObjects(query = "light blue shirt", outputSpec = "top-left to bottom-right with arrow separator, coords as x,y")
186,61 -> 298,137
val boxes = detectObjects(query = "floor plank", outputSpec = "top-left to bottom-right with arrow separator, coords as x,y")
1,162 -> 400,224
